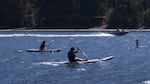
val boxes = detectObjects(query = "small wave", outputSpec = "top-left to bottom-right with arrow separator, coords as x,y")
76,68 -> 86,71
143,80 -> 150,84
32,61 -> 67,66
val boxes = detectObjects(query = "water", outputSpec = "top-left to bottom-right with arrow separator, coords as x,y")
0,31 -> 150,84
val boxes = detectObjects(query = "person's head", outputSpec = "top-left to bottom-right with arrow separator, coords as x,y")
42,41 -> 46,44
70,47 -> 75,51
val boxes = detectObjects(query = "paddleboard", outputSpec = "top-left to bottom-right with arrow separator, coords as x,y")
26,49 -> 61,52
77,56 -> 114,64
34,56 -> 113,66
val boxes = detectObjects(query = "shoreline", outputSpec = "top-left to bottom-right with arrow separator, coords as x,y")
0,28 -> 150,32
0,25 -> 149,32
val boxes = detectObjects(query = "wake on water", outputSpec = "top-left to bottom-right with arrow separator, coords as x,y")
0,32 -> 114,37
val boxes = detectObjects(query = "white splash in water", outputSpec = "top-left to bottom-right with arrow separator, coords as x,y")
0,33 -> 114,37
32,61 -> 68,67
143,80 -> 150,84
17,50 -> 23,53
76,68 -> 86,71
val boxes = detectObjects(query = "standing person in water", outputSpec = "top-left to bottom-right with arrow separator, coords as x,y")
68,47 -> 88,62
136,39 -> 139,48
40,41 -> 47,51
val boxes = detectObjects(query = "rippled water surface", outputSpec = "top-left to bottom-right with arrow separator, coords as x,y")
0,31 -> 150,84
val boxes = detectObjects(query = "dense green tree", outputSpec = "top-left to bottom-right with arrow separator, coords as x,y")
0,0 -> 23,28
108,0 -> 139,28
0,0 -> 149,28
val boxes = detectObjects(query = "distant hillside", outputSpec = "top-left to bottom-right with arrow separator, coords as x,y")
0,0 -> 149,29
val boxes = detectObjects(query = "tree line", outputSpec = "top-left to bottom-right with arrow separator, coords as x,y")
0,0 -> 149,29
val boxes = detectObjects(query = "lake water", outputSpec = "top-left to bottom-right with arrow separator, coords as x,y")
0,31 -> 150,84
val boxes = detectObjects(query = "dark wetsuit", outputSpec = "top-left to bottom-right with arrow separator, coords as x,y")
40,41 -> 46,51
68,50 -> 78,62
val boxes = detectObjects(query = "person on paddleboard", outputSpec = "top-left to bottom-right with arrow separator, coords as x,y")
68,47 -> 88,62
40,41 -> 47,51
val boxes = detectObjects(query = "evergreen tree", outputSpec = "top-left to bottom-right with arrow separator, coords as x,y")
0,0 -> 149,28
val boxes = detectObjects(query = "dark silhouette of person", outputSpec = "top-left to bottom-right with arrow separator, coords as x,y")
40,41 -> 47,51
136,39 -> 139,48
68,47 -> 87,62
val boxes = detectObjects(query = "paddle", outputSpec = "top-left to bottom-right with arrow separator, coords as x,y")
70,38 -> 88,59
